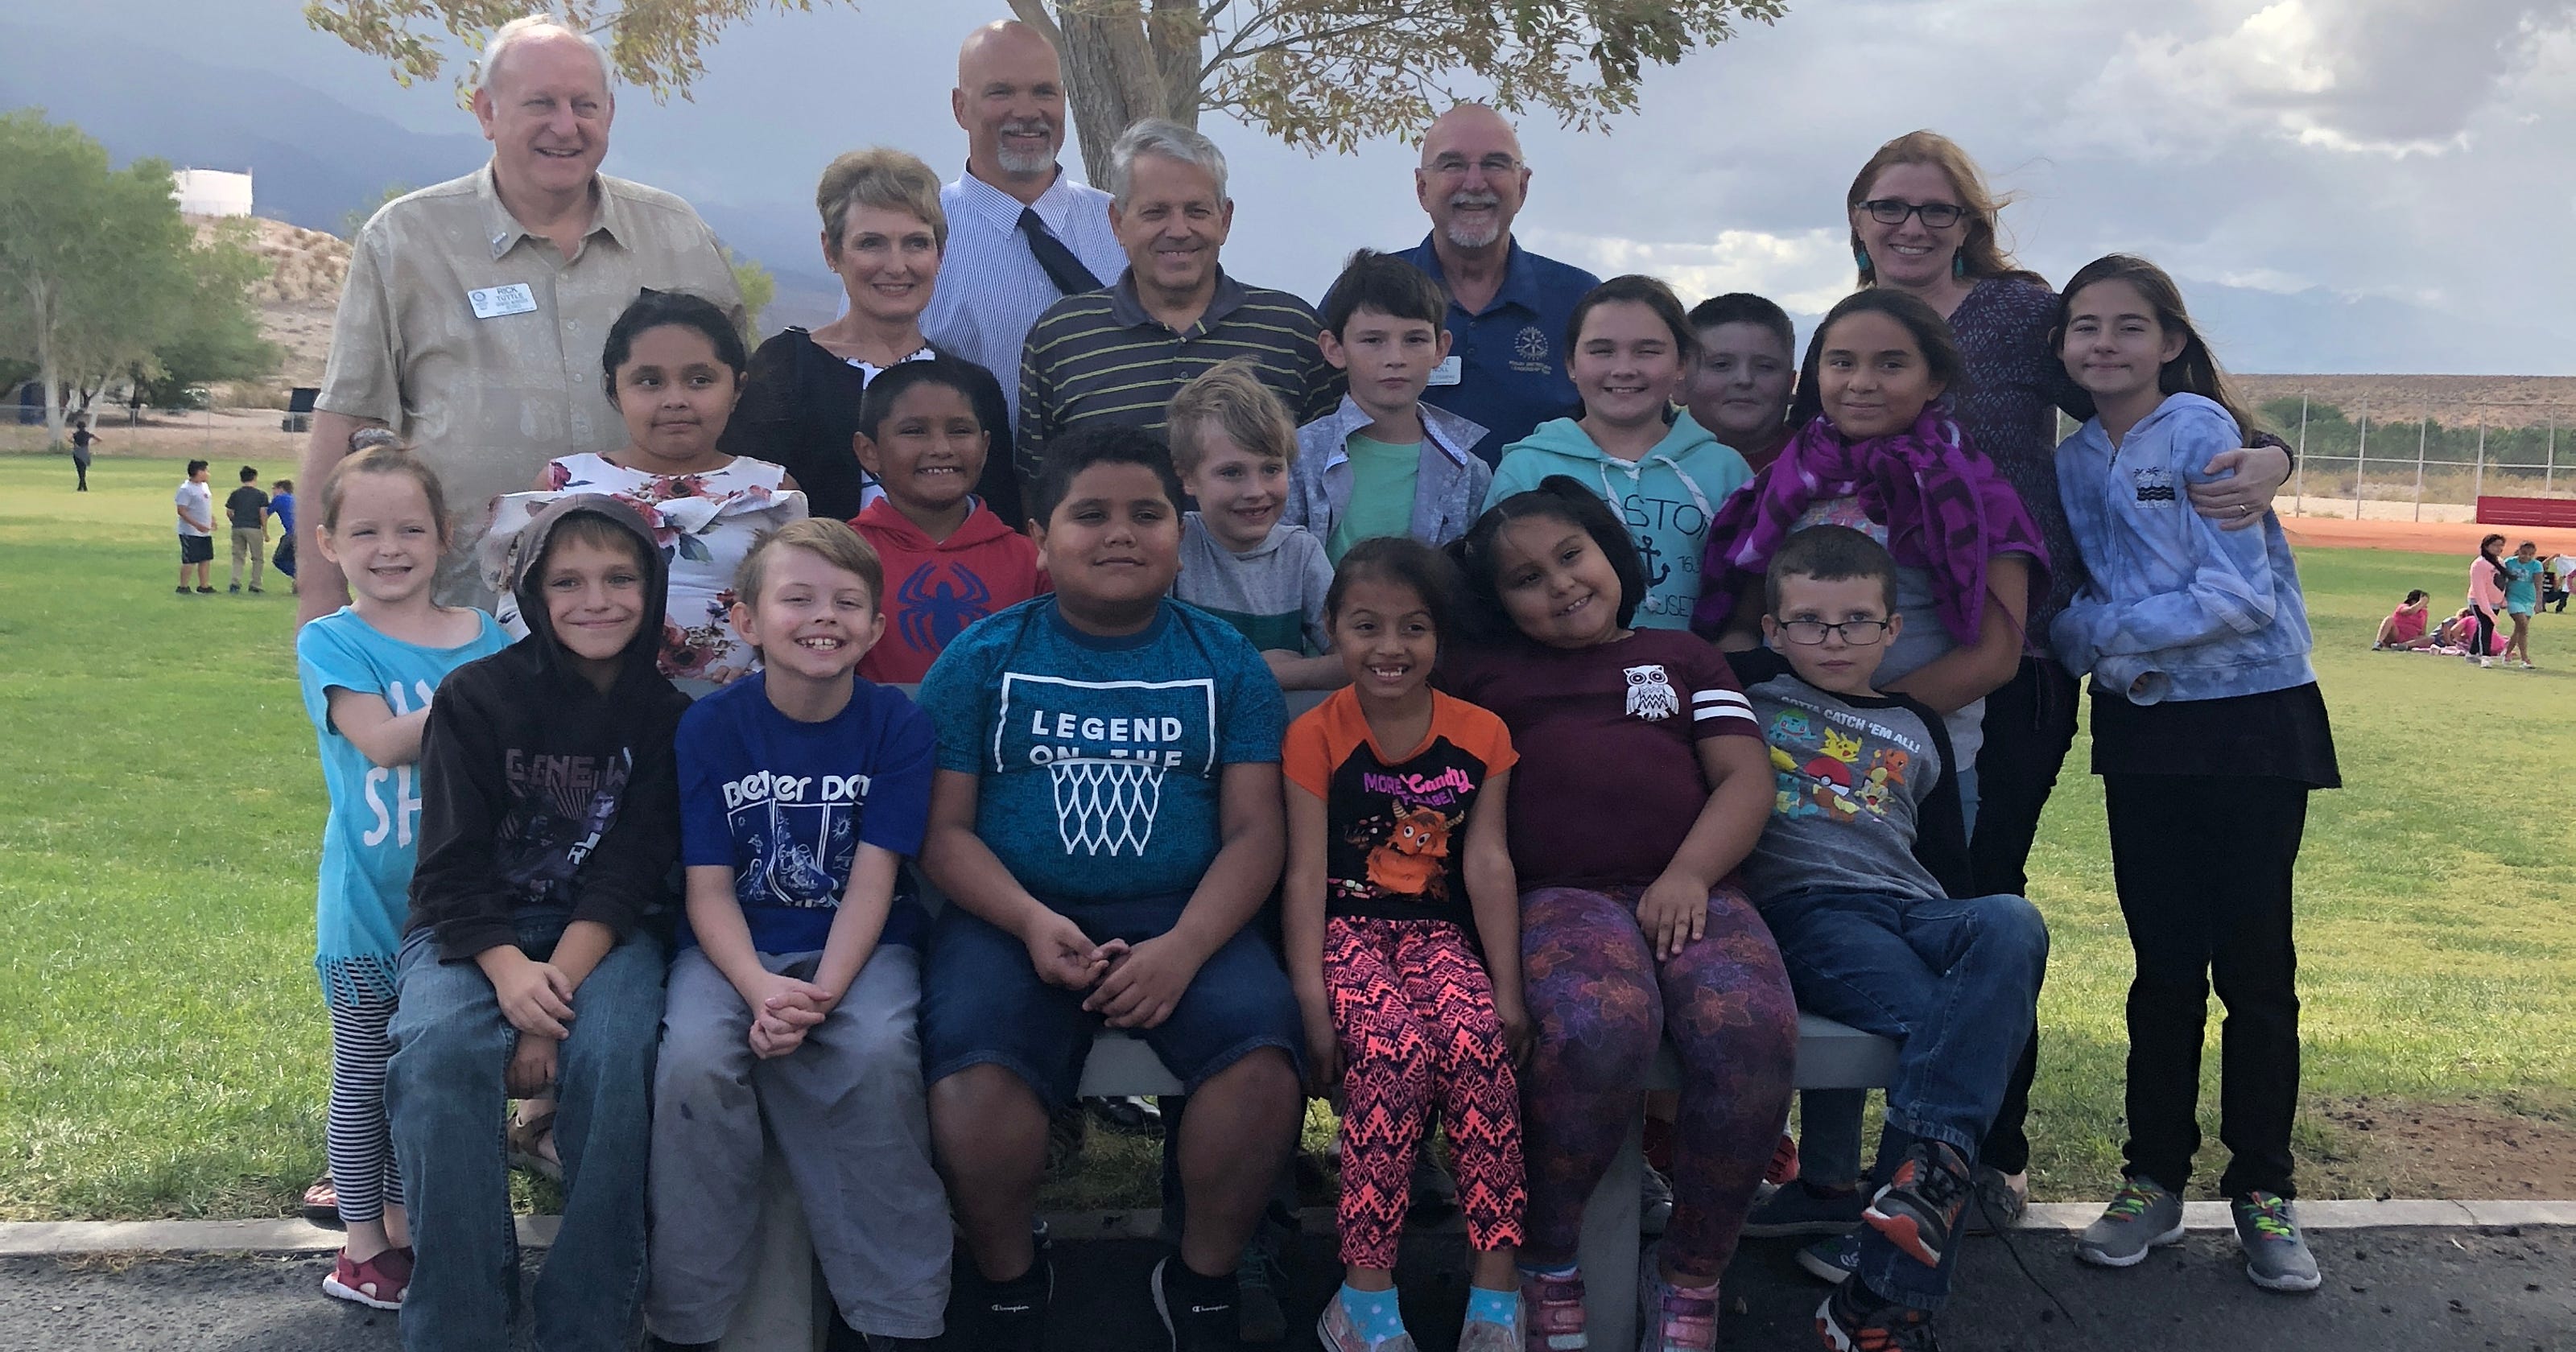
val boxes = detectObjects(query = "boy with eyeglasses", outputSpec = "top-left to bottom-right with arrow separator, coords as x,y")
1724,526 -> 2050,1352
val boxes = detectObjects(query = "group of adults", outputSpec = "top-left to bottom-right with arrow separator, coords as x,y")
297,3 -> 2297,1252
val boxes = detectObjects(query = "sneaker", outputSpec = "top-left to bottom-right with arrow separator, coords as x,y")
1315,1291 -> 1415,1352
971,1254 -> 1051,1352
1961,1167 -> 2027,1237
176,586 -> 191,595
321,1245 -> 411,1310
248,585 -> 265,594
1794,1231 -> 1860,1285
1154,1255 -> 1241,1352
1862,1140 -> 1971,1268
1768,1131 -> 1802,1186
1457,1309 -> 1522,1352
1237,1237 -> 1288,1344
1091,1094 -> 1164,1137
195,586 -> 216,594
1641,1164 -> 1674,1237
1815,1280 -> 1940,1351
2075,1177 -> 2185,1268
1637,1247 -> 1719,1352
2231,1192 -> 2321,1292
1744,1181 -> 1867,1238
228,583 -> 242,593
1518,1268 -> 1587,1352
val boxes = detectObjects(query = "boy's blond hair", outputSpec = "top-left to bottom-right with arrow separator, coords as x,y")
1166,359 -> 1297,476
734,517 -> 886,608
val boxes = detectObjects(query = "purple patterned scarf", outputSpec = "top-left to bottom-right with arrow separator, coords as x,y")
1692,405 -> 2049,645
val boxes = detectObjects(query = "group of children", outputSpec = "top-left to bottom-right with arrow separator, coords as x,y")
295,240 -> 2331,1352
2374,537 -> 2562,666
174,460 -> 295,595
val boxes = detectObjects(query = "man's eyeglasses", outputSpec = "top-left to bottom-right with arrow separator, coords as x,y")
1777,618 -> 1893,646
1427,155 -> 1523,179
1859,199 -> 1967,229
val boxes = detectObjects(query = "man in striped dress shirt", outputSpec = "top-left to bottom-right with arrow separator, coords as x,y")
1014,118 -> 1340,496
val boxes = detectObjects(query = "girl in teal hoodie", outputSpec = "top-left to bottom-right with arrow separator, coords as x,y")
1484,276 -> 1751,629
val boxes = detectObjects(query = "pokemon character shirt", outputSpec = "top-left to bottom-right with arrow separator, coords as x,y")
1726,647 -> 1971,905
1443,629 -> 1756,892
1283,686 -> 1517,928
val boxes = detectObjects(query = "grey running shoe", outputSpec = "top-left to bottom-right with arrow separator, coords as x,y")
2075,1178 -> 2185,1268
2231,1192 -> 2322,1292
1962,1166 -> 2028,1237
1641,1164 -> 1674,1237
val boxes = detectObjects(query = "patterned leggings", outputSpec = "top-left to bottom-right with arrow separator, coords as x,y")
1324,917 -> 1525,1271
1519,885 -> 1798,1280
327,995 -> 402,1226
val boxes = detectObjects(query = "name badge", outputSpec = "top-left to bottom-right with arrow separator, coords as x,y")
1427,355 -> 1463,387
467,283 -> 539,320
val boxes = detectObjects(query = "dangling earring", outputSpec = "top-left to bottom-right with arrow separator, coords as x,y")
1854,245 -> 1871,271
1953,252 -> 1967,281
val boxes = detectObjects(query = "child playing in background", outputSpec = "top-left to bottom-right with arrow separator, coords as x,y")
1485,276 -> 1752,630
2373,590 -> 2437,650
1726,525 -> 2048,1351
1683,294 -> 1799,476
271,477 -> 299,586
1284,538 -> 1529,1352
2051,254 -> 2339,1294
227,465 -> 271,594
391,496 -> 691,1352
913,424 -> 1303,1352
1444,479 -> 1798,1352
1167,360 -> 1341,689
176,459 -> 214,594
848,357 -> 1046,684
2466,534 -> 2509,669
488,290 -> 808,687
648,519 -> 948,1349
298,434 -> 510,1309
2502,541 -> 2543,669
1291,249 -> 1493,560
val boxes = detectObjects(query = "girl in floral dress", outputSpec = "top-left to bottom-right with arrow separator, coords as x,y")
488,290 -> 807,690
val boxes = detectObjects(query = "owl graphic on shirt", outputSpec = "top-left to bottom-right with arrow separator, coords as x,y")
1624,664 -> 1680,720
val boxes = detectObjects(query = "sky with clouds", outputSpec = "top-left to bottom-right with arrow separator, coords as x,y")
31,0 -> 2576,373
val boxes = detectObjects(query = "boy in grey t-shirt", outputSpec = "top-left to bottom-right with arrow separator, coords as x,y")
1732,526 -> 2049,1351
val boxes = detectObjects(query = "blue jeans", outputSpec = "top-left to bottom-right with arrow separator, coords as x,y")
1760,888 -> 2047,1309
386,917 -> 665,1352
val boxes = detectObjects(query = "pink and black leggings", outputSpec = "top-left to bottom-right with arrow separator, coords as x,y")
1517,884 -> 1799,1280
1324,916 -> 1525,1271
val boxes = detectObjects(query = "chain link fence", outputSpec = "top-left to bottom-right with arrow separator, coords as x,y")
2258,397 -> 2574,522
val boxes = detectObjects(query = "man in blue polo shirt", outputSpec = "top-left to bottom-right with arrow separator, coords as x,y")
1393,104 -> 1601,466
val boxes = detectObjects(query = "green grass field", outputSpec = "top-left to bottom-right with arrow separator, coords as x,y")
2,451 -> 2570,1221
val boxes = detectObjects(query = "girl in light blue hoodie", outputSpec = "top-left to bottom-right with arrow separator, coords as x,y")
1484,276 -> 1750,629
2051,254 -> 2339,1296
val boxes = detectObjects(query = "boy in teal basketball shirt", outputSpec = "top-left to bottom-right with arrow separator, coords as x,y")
914,422 -> 1302,1352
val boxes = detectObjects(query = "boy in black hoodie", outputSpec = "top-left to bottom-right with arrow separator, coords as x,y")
386,496 -> 690,1352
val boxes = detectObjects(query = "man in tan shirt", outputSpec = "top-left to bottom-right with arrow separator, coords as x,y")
297,15 -> 744,622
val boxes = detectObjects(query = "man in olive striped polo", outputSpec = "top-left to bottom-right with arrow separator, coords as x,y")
1013,118 -> 1340,496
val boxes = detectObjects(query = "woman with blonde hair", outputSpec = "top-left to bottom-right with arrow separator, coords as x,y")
724,146 -> 1022,526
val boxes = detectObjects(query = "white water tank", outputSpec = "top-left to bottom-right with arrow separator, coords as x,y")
173,168 -> 254,217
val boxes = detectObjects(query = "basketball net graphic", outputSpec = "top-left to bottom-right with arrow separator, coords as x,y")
1052,760 -> 1164,855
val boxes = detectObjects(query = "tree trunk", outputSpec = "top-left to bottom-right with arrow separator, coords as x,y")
31,276 -> 64,447
1044,1 -> 1200,186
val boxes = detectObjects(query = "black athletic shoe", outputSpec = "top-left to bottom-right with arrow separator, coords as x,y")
1154,1255 -> 1242,1352
972,1253 -> 1052,1352
1863,1140 -> 1972,1268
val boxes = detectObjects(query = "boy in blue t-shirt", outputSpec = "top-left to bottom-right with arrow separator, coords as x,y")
646,518 -> 948,1349
914,423 -> 1302,1352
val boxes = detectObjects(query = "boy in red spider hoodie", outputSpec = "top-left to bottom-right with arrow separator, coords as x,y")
850,357 -> 1047,683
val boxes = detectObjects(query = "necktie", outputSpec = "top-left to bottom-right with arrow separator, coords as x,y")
1018,208 -> 1103,296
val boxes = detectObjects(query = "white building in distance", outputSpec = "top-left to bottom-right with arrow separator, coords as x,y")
172,168 -> 254,217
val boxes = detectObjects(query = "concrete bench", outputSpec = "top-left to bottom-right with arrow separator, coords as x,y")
716,1019 -> 1895,1352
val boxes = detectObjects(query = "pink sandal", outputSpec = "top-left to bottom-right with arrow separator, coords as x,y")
322,1245 -> 412,1310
